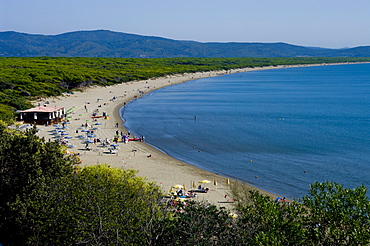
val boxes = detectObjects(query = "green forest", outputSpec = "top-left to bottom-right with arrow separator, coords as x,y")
1,124 -> 370,245
1,56 -> 370,123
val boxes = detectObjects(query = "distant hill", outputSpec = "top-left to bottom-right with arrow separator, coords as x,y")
1,30 -> 370,58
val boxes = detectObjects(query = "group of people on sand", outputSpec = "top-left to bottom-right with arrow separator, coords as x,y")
113,129 -> 145,144
197,185 -> 209,193
275,196 -> 291,207
81,122 -> 91,128
171,189 -> 197,199
275,197 -> 286,203
114,130 -> 131,144
167,185 -> 214,211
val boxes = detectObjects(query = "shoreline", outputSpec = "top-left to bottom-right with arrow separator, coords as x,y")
33,62 -> 361,207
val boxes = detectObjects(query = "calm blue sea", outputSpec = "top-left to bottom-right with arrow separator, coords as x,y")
120,63 -> 370,199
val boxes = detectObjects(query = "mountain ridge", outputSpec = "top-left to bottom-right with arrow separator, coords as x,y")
1,30 -> 370,58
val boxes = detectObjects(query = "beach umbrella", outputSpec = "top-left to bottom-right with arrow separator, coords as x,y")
214,179 -> 217,186
110,144 -> 119,147
58,130 -> 65,132
61,133 -> 68,135
175,197 -> 186,202
229,213 -> 238,218
172,184 -> 184,189
198,180 -> 211,184
85,140 -> 94,144
95,123 -> 102,125
64,136 -> 72,139
226,178 -> 230,185
87,135 -> 95,138
81,129 -> 89,132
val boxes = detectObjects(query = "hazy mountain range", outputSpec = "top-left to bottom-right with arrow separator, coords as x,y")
1,30 -> 370,58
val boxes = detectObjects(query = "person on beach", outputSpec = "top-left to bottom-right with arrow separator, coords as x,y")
122,135 -> 128,143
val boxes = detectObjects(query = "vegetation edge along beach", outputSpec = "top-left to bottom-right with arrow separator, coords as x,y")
2,56 -> 370,123
2,57 -> 370,244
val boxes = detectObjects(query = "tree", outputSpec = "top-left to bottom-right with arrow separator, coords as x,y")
154,202 -> 238,245
0,122 -> 76,245
234,181 -> 370,245
27,165 -> 164,245
0,104 -> 14,123
236,190 -> 308,245
301,181 -> 370,245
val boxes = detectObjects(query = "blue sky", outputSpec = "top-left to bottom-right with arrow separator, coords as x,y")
1,0 -> 369,48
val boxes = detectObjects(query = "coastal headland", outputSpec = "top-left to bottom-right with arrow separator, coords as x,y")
33,63 -> 354,207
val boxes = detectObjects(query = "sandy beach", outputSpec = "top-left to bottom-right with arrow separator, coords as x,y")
33,64 -> 343,208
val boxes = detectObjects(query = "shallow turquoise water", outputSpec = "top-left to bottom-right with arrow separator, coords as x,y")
121,63 -> 370,199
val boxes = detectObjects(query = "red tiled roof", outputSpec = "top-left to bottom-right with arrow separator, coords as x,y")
19,106 -> 64,113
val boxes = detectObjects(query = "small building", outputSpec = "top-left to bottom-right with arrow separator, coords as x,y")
19,106 -> 65,125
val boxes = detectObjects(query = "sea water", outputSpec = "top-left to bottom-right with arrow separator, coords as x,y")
120,63 -> 370,199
